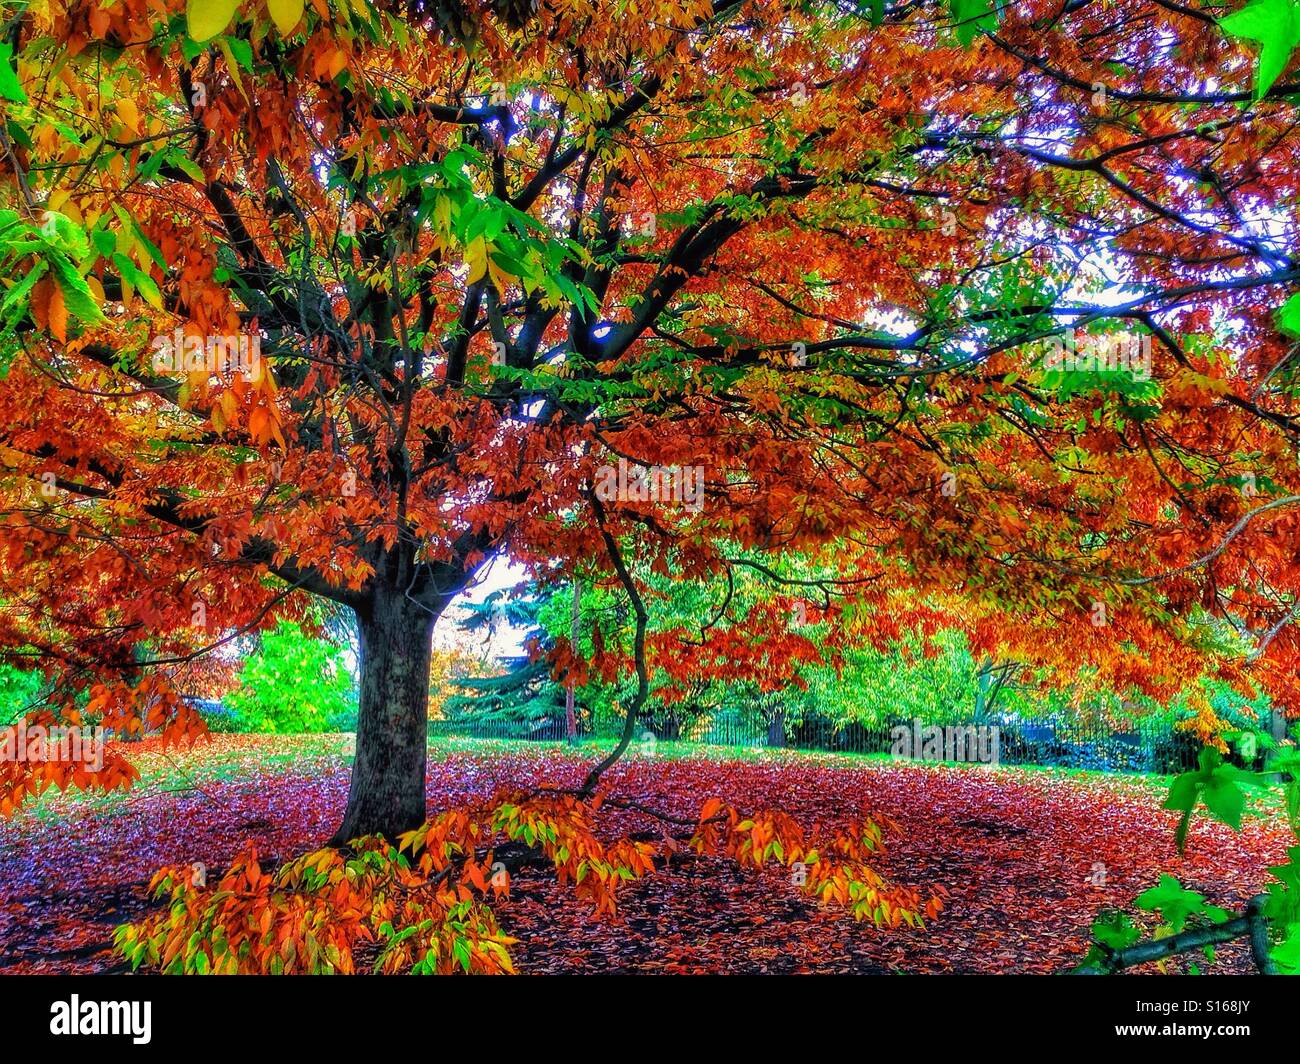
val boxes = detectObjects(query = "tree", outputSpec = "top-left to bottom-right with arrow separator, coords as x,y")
427,645 -> 499,720
548,562 -> 831,741
2,0 -> 1300,847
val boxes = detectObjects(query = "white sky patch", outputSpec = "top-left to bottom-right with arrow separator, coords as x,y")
432,552 -> 532,658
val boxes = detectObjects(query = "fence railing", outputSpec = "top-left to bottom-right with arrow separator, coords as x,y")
429,712 -> 1215,775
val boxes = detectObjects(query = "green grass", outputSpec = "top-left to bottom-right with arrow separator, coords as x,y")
15,733 -> 342,823
12,730 -> 1194,824
427,731 -> 1166,772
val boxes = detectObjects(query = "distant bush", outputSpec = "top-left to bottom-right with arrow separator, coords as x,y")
189,698 -> 241,734
223,621 -> 356,733
0,662 -> 44,720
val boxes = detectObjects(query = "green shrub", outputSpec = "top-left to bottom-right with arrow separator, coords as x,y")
224,621 -> 355,733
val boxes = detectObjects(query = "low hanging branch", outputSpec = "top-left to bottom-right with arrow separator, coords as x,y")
1070,895 -> 1278,975
116,784 -> 944,974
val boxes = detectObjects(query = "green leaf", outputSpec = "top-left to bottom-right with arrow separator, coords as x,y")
1277,291 -> 1300,336
1,261 -> 47,321
1220,0 -> 1300,99
1164,772 -> 1200,813
91,228 -> 116,260
1091,910 -> 1141,950
950,0 -> 999,47
112,252 -> 163,310
46,248 -> 105,324
0,43 -> 27,104
1135,874 -> 1207,934
1203,778 -> 1245,830
187,0 -> 242,43
173,156 -> 207,185
37,211 -> 89,261
221,34 -> 254,72
1271,923 -> 1300,974
128,215 -> 168,270
180,36 -> 210,63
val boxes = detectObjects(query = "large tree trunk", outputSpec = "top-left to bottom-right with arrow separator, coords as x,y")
331,590 -> 438,845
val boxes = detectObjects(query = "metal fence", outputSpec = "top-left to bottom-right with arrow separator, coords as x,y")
428,712 -> 1212,775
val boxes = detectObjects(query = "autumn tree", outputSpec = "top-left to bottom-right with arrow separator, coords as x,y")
2,0 -> 1300,849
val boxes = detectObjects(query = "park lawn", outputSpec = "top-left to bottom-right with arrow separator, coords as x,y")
0,734 -> 1289,975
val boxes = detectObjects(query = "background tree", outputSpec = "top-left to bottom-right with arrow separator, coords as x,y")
441,583 -> 570,731
222,617 -> 355,732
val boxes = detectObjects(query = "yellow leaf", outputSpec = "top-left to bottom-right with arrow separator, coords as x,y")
217,39 -> 250,104
187,0 -> 242,42
487,258 -> 512,295
433,193 -> 451,235
266,0 -> 304,35
115,98 -> 139,135
464,236 -> 487,285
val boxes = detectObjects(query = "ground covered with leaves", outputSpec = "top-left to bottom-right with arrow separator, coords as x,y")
0,735 -> 1288,975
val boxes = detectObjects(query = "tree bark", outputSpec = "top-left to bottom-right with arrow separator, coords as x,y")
767,710 -> 786,748
331,590 -> 438,845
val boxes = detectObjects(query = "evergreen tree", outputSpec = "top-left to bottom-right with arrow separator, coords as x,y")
442,587 -> 569,734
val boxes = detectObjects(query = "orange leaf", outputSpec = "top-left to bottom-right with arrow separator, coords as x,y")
29,275 -> 52,330
48,284 -> 68,342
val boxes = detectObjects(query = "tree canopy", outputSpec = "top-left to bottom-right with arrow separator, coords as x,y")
1,0 -> 1299,838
